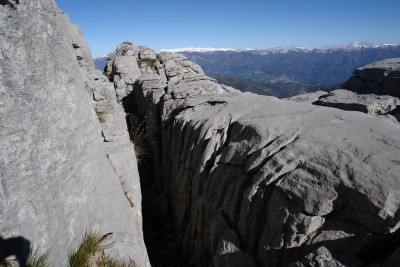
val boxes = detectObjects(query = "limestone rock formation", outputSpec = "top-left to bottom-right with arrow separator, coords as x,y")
110,42 -> 400,266
313,89 -> 400,120
342,57 -> 400,97
288,246 -> 344,267
0,1 -> 148,266
284,90 -> 327,103
3,1 -> 400,266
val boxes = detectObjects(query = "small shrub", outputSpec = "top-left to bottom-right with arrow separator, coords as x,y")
27,248 -> 51,267
69,231 -> 137,267
130,122 -> 147,164
69,231 -> 102,267
137,58 -> 156,68
102,71 -> 113,81
96,110 -> 106,123
97,255 -> 138,267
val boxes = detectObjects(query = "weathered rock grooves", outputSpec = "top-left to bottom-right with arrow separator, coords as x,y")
104,42 -> 400,266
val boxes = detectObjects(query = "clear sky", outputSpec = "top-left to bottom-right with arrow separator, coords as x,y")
55,0 -> 400,57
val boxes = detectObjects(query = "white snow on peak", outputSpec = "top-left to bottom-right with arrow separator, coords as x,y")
160,47 -> 237,53
159,43 -> 400,55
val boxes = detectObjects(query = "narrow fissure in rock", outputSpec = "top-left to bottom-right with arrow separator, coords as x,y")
123,94 -> 188,267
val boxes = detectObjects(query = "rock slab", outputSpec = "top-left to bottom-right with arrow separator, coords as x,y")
342,57 -> 400,97
0,1 -> 149,266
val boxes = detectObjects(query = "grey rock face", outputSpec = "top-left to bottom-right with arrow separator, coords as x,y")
284,90 -> 327,103
288,247 -> 344,267
342,57 -> 400,97
119,43 -> 400,266
112,56 -> 142,101
313,89 -> 400,117
138,46 -> 157,60
0,2 -> 148,266
63,12 -> 149,267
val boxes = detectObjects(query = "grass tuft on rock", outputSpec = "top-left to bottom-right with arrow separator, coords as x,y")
69,231 -> 102,267
96,255 -> 138,267
27,248 -> 51,267
130,122 -> 148,164
68,231 -> 137,267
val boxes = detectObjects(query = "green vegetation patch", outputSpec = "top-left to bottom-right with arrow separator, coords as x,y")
137,58 -> 156,68
97,255 -> 138,267
27,248 -> 51,267
69,231 -> 102,267
69,231 -> 137,267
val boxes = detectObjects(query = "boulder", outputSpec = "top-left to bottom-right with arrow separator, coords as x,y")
138,46 -> 157,60
111,56 -> 142,101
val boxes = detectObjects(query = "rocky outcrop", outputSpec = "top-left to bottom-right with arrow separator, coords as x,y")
109,42 -> 400,266
312,89 -> 400,121
342,57 -> 400,97
288,246 -> 343,267
0,1 -> 148,266
284,90 -> 327,103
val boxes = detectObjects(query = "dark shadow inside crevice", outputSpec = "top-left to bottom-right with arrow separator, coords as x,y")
357,227 -> 400,265
122,89 -> 189,267
0,0 -> 19,8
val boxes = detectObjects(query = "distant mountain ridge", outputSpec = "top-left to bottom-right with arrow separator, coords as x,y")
160,42 -> 398,54
175,43 -> 400,97
94,43 -> 400,98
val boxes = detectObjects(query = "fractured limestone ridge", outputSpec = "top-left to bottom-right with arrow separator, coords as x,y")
0,1 -> 149,266
312,89 -> 400,123
342,57 -> 400,97
107,40 -> 400,266
285,89 -> 400,124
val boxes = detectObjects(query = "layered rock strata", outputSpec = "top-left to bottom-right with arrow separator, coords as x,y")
312,89 -> 400,122
108,42 -> 400,266
342,57 -> 400,97
0,1 -> 148,266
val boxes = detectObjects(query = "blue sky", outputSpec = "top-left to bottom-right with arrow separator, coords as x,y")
55,0 -> 400,57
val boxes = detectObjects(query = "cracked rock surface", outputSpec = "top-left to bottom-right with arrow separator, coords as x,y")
311,89 -> 400,124
114,42 -> 400,266
342,57 -> 400,97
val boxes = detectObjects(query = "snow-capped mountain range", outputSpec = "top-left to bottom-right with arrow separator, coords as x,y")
160,47 -> 237,53
160,42 -> 400,55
